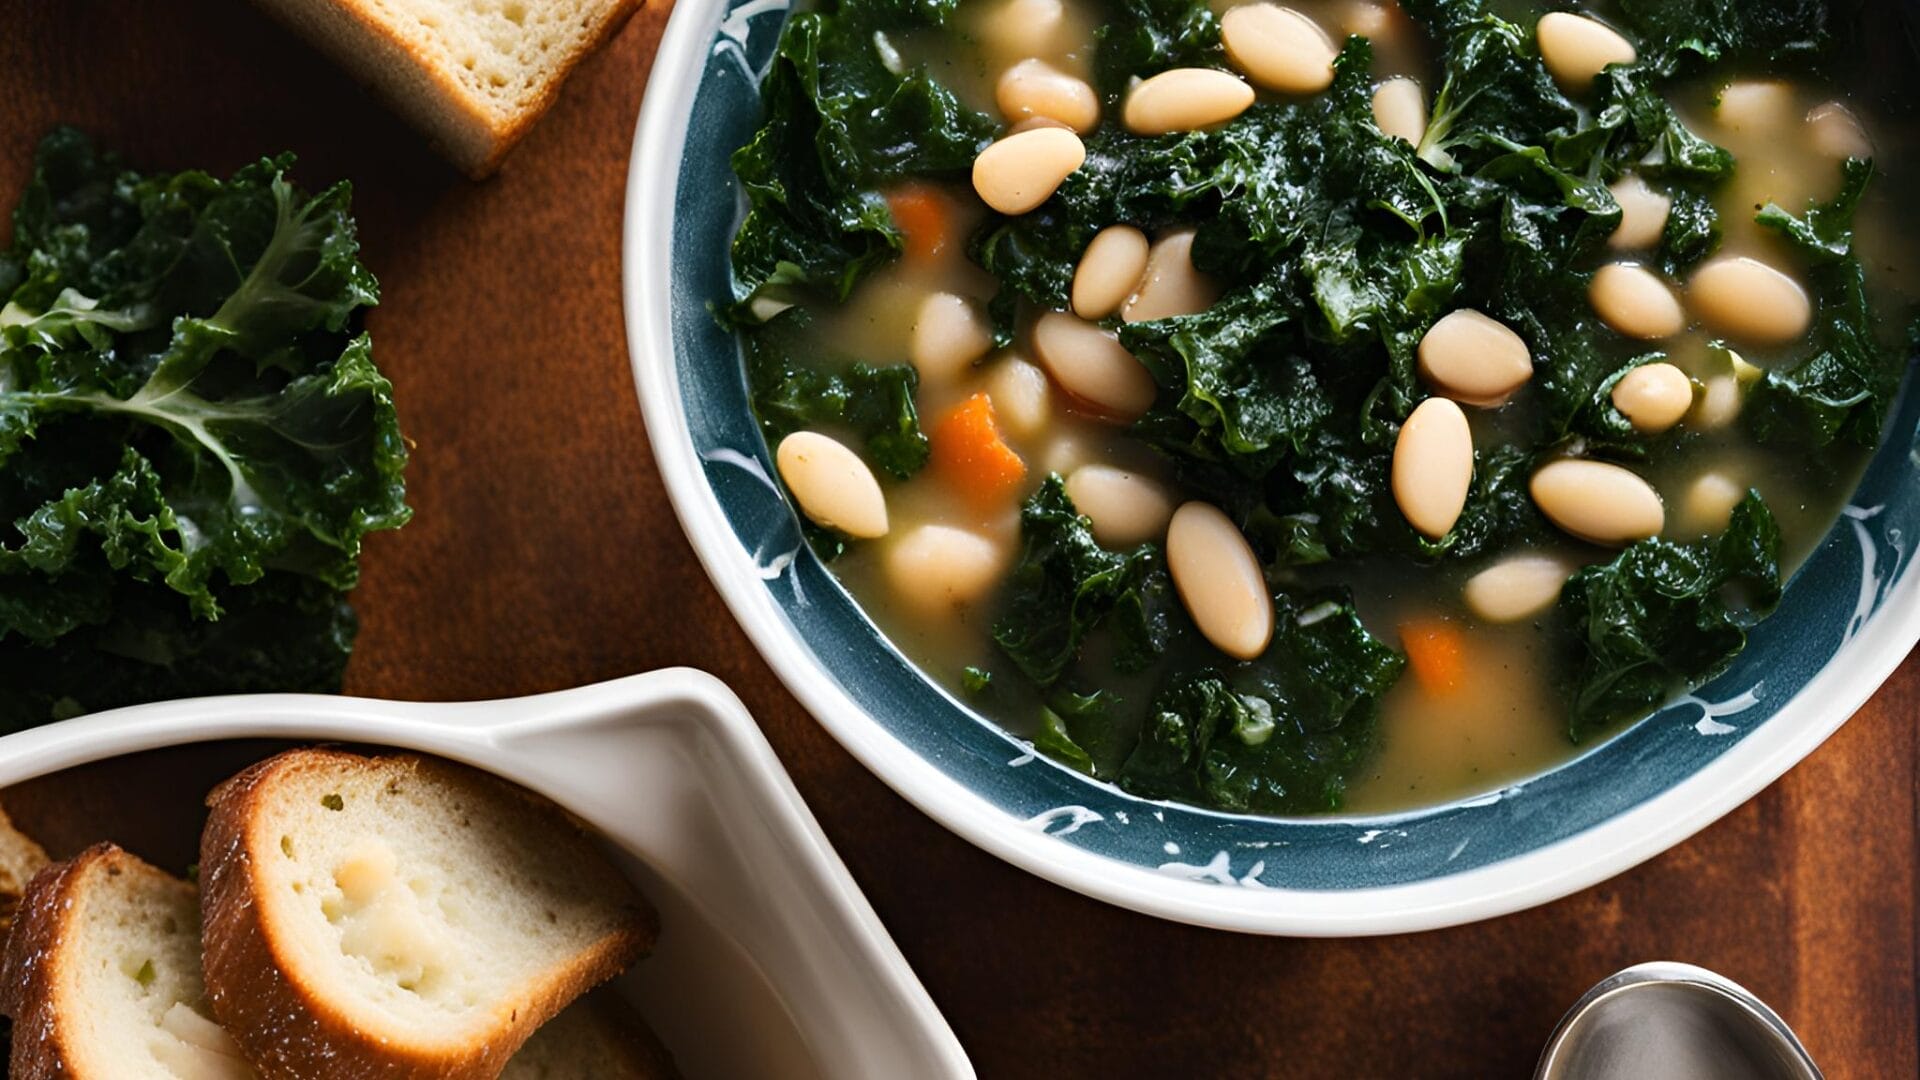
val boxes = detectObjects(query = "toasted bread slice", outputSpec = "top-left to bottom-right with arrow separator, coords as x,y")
0,844 -> 255,1079
0,806 -> 51,937
502,990 -> 679,1079
200,748 -> 656,1079
248,0 -> 644,177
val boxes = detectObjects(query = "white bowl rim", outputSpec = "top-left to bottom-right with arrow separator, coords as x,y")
621,0 -> 1920,935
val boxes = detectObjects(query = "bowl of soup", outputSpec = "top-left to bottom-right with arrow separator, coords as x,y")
625,0 -> 1920,932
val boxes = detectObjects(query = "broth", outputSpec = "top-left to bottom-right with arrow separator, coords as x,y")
735,0 -> 1913,815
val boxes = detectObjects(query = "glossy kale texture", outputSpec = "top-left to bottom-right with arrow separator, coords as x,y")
1117,593 -> 1405,814
1558,493 -> 1782,741
0,129 -> 409,728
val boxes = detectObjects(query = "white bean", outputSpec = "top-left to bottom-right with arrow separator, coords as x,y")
1610,362 -> 1693,434
1072,225 -> 1150,320
1536,13 -> 1636,90
1066,465 -> 1176,548
1463,553 -> 1577,624
910,293 -> 992,382
885,525 -> 1007,614
1688,373 -> 1743,431
1607,175 -> 1671,251
1339,0 -> 1392,38
1530,459 -> 1664,546
1807,101 -> 1873,160
1392,398 -> 1474,539
972,127 -> 1085,215
996,59 -> 1100,135
1688,257 -> 1812,345
1220,4 -> 1337,95
776,432 -> 889,539
1416,309 -> 1533,407
1031,311 -> 1159,420
1371,77 -> 1427,145
977,0 -> 1067,60
1717,80 -> 1796,136
1681,471 -> 1745,534
1590,263 -> 1686,340
1166,502 -> 1274,660
1123,68 -> 1255,135
1122,230 -> 1218,323
985,354 -> 1053,439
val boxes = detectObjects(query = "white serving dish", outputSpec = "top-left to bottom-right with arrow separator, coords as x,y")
0,670 -> 971,1080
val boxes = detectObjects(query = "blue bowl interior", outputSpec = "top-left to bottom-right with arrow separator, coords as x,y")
664,0 -> 1920,889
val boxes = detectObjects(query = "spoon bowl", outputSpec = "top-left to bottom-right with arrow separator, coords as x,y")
1536,962 -> 1821,1080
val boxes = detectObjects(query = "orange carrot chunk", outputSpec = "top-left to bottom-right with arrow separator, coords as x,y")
931,393 -> 1028,509
1400,618 -> 1467,696
887,185 -> 953,266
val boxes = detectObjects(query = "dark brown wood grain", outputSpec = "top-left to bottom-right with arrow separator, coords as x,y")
1,4 -> 1915,1077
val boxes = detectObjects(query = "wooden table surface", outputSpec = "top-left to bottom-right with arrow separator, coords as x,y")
5,4 -> 1916,1077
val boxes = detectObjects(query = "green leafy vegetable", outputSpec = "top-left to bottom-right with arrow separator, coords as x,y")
0,129 -> 408,729
1558,493 -> 1782,741
745,331 -> 929,479
1117,593 -> 1405,814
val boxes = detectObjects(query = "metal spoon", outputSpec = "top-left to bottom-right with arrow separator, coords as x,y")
1535,962 -> 1822,1080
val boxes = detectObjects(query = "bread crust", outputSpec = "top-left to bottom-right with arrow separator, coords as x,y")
248,0 -> 646,177
199,748 -> 655,1080
0,844 -> 158,1080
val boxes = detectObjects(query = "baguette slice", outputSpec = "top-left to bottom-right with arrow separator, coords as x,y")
0,843 -> 256,1079
200,748 -> 656,1080
502,990 -> 679,1079
248,0 -> 644,177
0,806 -> 50,937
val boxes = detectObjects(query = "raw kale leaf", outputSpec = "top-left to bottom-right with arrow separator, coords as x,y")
1557,493 -> 1782,741
728,0 -> 998,317
0,129 -> 409,729
1747,159 -> 1900,447
744,331 -> 929,479
992,476 -> 1174,687
1117,592 -> 1404,814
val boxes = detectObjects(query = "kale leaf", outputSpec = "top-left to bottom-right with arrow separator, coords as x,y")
744,331 -> 929,479
0,129 -> 409,728
1117,592 -> 1405,814
1557,493 -> 1782,741
992,476 -> 1174,686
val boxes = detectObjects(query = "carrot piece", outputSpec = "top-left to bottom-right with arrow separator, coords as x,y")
886,185 -> 953,266
931,393 -> 1028,509
1400,618 -> 1468,696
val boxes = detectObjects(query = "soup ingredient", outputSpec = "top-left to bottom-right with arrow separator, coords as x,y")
984,355 -> 1054,437
1530,460 -> 1666,546
1370,76 -> 1428,144
1392,398 -> 1474,539
1534,12 -> 1636,90
1031,312 -> 1158,419
1167,501 -> 1275,660
1065,465 -> 1176,548
1610,362 -> 1694,434
1715,80 -> 1797,136
0,844 -> 252,1079
1122,68 -> 1257,135
1588,263 -> 1686,339
1559,494 -> 1780,739
776,433 -> 891,538
992,478 -> 1172,685
1463,554 -> 1576,623
1681,471 -> 1745,533
0,130 -> 410,730
1220,4 -> 1339,95
197,749 -> 657,1079
1114,593 -> 1404,813
973,127 -> 1087,214
888,525 -> 1008,614
1688,257 -> 1811,344
1607,175 -> 1671,250
930,393 -> 1028,508
1072,225 -> 1151,319
1399,618 -> 1466,694
748,337 -> 929,483
1805,101 -> 1871,160
1121,230 -> 1218,323
1417,309 -> 1533,406
886,185 -> 957,266
910,292 -> 994,381
996,59 -> 1101,134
